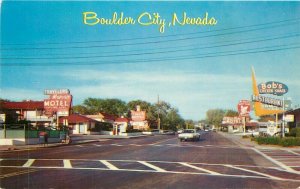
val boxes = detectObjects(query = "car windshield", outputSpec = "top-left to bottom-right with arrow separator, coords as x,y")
183,130 -> 194,133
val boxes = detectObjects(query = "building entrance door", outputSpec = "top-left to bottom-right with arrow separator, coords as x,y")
79,123 -> 85,134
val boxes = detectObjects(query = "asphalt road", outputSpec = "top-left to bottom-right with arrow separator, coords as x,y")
1,132 -> 300,189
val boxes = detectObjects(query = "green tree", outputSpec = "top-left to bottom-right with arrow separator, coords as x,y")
82,98 -> 127,116
224,110 -> 239,117
205,109 -> 226,128
72,105 -> 89,114
162,108 -> 185,131
184,120 -> 195,129
127,100 -> 151,112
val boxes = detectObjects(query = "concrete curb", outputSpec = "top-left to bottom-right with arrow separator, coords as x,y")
0,135 -> 150,152
218,131 -> 300,150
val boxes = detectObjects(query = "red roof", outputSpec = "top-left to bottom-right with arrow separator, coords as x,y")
3,101 -> 44,110
59,114 -> 97,124
100,112 -> 117,121
115,117 -> 129,123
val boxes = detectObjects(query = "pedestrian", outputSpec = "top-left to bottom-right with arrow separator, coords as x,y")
44,132 -> 48,146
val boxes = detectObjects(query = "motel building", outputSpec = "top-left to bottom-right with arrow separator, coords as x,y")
59,114 -> 99,135
85,112 -> 116,124
1,100 -> 53,128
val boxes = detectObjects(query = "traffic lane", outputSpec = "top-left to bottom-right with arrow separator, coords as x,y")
0,133 -> 275,168
0,168 -> 298,189
0,135 -> 176,159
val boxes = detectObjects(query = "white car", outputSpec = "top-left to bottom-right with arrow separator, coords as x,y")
178,129 -> 200,142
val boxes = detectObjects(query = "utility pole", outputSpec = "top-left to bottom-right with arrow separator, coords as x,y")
157,95 -> 160,131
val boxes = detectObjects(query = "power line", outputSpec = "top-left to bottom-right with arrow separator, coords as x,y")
2,32 -> 299,60
1,20 -> 299,51
2,43 -> 299,67
2,30 -> 297,57
2,17 -> 300,46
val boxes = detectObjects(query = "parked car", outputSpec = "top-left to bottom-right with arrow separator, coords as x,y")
178,129 -> 200,142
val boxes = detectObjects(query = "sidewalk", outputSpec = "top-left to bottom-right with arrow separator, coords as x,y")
219,131 -> 300,150
0,134 -> 148,152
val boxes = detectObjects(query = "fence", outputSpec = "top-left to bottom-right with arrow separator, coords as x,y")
0,124 -> 67,139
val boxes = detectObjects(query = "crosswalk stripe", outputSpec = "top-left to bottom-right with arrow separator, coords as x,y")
225,165 -> 283,180
286,150 -> 300,156
180,162 -> 221,175
22,159 -> 35,167
63,160 -> 72,168
100,160 -> 119,170
252,148 -> 299,174
138,161 -> 166,172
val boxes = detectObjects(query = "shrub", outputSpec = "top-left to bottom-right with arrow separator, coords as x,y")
290,128 -> 300,137
126,128 -> 141,133
279,137 -> 300,147
254,136 -> 300,146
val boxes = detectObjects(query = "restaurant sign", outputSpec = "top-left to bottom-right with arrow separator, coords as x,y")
222,116 -> 243,125
252,95 -> 283,107
258,81 -> 288,96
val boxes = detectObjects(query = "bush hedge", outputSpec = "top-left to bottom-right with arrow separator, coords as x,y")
254,136 -> 300,147
290,128 -> 300,137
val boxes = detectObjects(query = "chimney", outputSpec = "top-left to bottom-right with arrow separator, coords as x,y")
136,105 -> 141,112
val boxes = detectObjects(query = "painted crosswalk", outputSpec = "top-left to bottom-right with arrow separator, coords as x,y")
1,158 -> 300,182
256,148 -> 300,173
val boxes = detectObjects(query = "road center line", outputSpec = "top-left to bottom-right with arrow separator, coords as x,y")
100,160 -> 119,170
179,162 -> 221,175
63,160 -> 72,168
149,138 -> 175,145
225,165 -> 283,180
93,144 -> 102,147
138,161 -> 167,172
22,159 -> 35,167
110,144 -> 123,146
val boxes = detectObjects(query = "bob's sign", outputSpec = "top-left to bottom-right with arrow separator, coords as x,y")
258,81 -> 288,96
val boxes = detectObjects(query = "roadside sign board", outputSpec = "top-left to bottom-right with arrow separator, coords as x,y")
131,110 -> 146,121
284,114 -> 294,122
258,81 -> 288,96
44,94 -> 72,114
237,100 -> 251,117
0,114 -> 5,123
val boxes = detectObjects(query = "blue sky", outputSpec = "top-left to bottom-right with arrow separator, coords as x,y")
1,1 -> 300,120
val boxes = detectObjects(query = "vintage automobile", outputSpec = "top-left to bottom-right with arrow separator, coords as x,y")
178,129 -> 200,142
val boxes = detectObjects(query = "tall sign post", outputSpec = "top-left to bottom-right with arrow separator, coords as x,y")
44,89 -> 72,128
251,67 -> 289,137
237,100 -> 251,135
